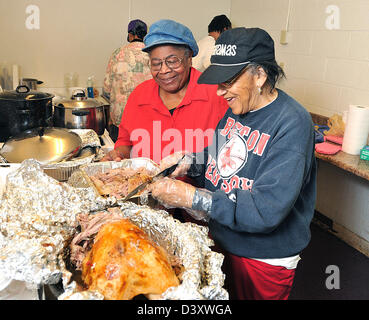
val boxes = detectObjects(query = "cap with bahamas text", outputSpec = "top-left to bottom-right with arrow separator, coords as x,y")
198,27 -> 275,84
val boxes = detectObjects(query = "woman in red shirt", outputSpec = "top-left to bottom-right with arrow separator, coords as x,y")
102,19 -> 228,164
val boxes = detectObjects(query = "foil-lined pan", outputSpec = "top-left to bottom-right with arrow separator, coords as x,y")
41,129 -> 102,181
68,158 -> 160,200
68,129 -> 102,150
0,160 -> 110,286
0,129 -> 103,182
0,159 -> 228,300
60,202 -> 228,300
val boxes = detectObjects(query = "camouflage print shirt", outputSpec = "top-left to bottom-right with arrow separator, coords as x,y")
103,41 -> 152,126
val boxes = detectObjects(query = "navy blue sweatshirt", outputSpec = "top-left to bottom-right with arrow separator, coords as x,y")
189,89 -> 317,259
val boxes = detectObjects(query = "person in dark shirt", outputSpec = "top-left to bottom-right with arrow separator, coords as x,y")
150,27 -> 317,300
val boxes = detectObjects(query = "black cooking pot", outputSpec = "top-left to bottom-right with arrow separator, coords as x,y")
0,85 -> 54,142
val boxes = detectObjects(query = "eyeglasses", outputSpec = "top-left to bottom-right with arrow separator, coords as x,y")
149,55 -> 184,71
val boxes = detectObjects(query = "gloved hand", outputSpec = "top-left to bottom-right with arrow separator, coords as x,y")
150,177 -> 196,209
150,178 -> 213,222
159,151 -> 193,178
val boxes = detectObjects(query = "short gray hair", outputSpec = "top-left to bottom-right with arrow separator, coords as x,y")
245,61 -> 285,92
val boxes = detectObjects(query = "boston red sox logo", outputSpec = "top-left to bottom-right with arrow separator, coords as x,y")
217,134 -> 247,179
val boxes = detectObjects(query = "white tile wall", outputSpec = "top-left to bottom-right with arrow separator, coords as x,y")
349,31 -> 369,61
0,0 -> 231,90
339,0 -> 369,31
340,87 -> 369,112
231,0 -> 369,117
278,30 -> 314,55
289,0 -> 326,31
311,31 -> 351,58
290,55 -> 326,82
304,81 -> 342,113
325,58 -> 365,88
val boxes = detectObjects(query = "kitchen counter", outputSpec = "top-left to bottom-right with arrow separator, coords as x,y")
311,112 -> 369,181
315,151 -> 369,181
311,113 -> 369,257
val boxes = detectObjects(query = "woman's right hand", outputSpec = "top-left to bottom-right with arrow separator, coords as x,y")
100,146 -> 131,162
159,151 -> 192,178
150,177 -> 196,209
100,150 -> 124,162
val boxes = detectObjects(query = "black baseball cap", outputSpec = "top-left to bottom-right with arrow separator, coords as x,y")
198,27 -> 275,84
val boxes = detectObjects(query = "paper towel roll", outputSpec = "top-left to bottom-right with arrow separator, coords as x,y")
342,105 -> 369,155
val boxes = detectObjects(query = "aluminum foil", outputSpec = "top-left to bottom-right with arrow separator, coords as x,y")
41,129 -> 103,181
0,159 -> 110,285
59,202 -> 228,300
68,129 -> 101,150
78,158 -> 160,178
0,158 -> 228,300
122,202 -> 228,300
42,155 -> 96,182
68,159 -> 160,200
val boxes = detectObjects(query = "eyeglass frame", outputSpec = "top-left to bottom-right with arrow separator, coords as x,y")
149,55 -> 185,71
219,66 -> 249,89
218,62 -> 262,89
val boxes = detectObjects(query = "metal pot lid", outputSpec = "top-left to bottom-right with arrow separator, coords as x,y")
0,127 -> 82,165
55,89 -> 103,109
0,85 -> 54,101
20,78 -> 44,84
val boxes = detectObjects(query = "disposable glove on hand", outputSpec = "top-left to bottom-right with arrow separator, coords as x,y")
150,178 -> 213,222
159,151 -> 193,178
150,177 -> 196,209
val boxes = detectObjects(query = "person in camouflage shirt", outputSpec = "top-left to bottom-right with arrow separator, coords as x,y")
103,19 -> 152,141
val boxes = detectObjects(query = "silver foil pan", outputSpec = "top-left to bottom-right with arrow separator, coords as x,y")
67,158 -> 160,200
59,202 -> 228,300
0,160 -> 109,286
41,129 -> 102,181
42,154 -> 96,182
0,159 -> 228,300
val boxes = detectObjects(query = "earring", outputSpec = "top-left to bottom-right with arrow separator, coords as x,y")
258,86 -> 262,95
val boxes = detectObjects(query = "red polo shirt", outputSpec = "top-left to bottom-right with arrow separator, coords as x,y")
116,68 -> 228,163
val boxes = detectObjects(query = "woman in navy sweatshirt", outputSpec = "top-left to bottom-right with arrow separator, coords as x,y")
150,27 -> 317,300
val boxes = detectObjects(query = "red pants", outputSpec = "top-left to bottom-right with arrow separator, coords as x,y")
173,211 -> 296,300
222,252 -> 296,300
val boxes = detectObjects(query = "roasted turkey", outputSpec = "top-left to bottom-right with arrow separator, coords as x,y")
81,219 -> 179,300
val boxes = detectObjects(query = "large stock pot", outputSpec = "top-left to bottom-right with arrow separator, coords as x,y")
0,85 -> 54,142
53,89 -> 106,136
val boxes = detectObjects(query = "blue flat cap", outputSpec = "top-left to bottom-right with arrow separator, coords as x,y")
142,19 -> 198,57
